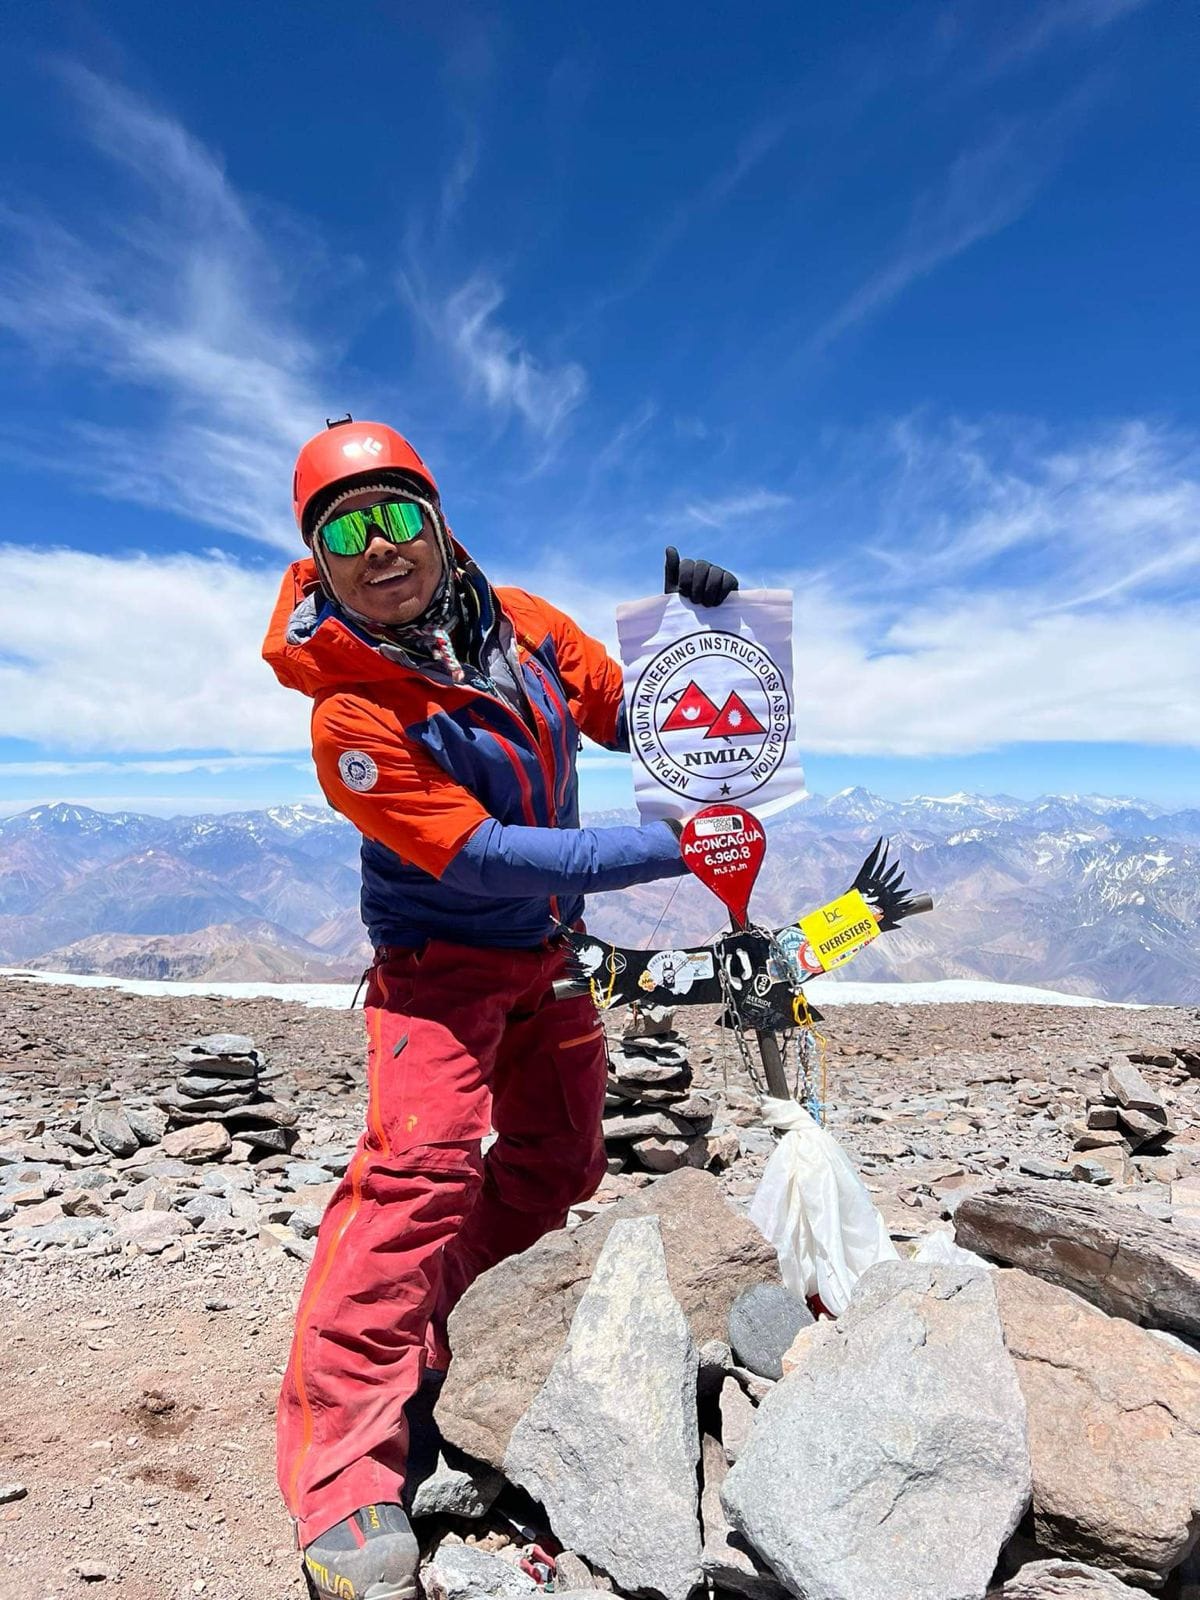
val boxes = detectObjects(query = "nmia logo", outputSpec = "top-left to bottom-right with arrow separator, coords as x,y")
630,629 -> 791,804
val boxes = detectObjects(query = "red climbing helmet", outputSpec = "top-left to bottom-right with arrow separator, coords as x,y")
292,417 -> 438,535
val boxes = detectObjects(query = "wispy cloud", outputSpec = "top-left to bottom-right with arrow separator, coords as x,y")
681,490 -> 794,530
812,121 -> 1056,352
0,66 -> 326,551
856,415 -> 1200,607
580,113 -> 792,326
439,131 -> 480,230
985,0 -> 1151,71
402,270 -> 588,441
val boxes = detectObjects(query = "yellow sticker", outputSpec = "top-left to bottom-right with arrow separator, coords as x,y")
798,888 -> 880,972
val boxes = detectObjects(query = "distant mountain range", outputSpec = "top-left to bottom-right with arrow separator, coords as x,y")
1,792 -> 1198,1002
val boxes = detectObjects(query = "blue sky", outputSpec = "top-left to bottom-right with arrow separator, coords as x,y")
0,0 -> 1197,817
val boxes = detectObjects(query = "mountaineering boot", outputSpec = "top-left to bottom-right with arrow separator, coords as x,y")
303,1503 -> 420,1600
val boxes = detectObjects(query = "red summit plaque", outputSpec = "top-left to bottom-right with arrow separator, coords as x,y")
679,803 -> 767,929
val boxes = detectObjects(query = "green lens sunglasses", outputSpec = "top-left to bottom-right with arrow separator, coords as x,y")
318,498 -> 426,557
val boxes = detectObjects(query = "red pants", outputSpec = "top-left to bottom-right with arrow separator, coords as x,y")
276,939 -> 609,1544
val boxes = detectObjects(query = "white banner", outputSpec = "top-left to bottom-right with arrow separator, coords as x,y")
616,589 -> 806,822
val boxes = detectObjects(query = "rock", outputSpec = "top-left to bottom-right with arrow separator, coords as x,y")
988,1560 -> 1147,1596
73,1562 -> 112,1583
119,1181 -> 175,1213
609,1055 -> 690,1087
727,1283 -> 814,1380
1103,1060 -> 1166,1117
721,1263 -> 1030,1600
223,1100 -> 298,1129
256,1221 -> 313,1259
84,1103 -> 140,1159
779,1321 -> 823,1375
174,1073 -> 258,1100
505,1217 -> 703,1600
283,1160 -> 336,1189
60,1189 -> 105,1218
1085,1106 -> 1119,1130
553,1552 -> 603,1591
114,1211 -> 192,1254
603,1109 -> 709,1142
730,1363 -> 775,1404
180,1193 -> 233,1227
700,1433 -> 787,1599
423,1542 -> 537,1600
706,1128 -> 742,1169
0,1197 -> 63,1228
719,1375 -> 755,1464
954,1177 -> 1200,1339
1115,1106 -> 1172,1145
288,1204 -> 324,1240
1069,1148 -> 1129,1185
410,1450 -> 504,1520
439,1167 -> 779,1470
623,1004 -> 676,1037
22,1216 -> 109,1248
227,1125 -> 293,1154
1111,1036 -> 1176,1070
159,1122 -> 231,1164
172,1051 -> 262,1080
1135,1153 -> 1181,1183
120,1151 -> 191,1179
697,1338 -> 732,1398
1067,1157 -> 1111,1185
192,1032 -> 256,1059
1070,1128 -> 1127,1152
631,1135 -> 707,1174
157,1085 -> 254,1116
124,1105 -> 168,1147
994,1268 -> 1200,1588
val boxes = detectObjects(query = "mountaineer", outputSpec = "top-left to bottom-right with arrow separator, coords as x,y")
263,417 -> 739,1600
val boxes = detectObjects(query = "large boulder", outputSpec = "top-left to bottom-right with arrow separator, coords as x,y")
994,1268 -> 1200,1588
988,1560 -> 1146,1597
954,1178 -> 1200,1339
722,1262 -> 1031,1600
438,1167 -> 778,1469
505,1217 -> 703,1600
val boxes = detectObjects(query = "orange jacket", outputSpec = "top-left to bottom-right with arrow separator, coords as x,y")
263,556 -> 683,948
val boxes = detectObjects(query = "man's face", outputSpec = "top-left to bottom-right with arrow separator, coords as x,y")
316,491 -> 445,627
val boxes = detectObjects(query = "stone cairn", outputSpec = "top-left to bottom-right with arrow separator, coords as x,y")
602,1005 -> 715,1174
155,1032 -> 299,1161
1070,1054 -> 1177,1184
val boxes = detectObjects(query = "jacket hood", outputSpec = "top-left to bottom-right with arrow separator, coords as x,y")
262,540 -> 491,699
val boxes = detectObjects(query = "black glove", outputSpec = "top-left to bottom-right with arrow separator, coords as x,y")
664,546 -> 739,607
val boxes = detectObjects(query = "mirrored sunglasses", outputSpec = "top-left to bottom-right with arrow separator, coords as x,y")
318,498 -> 426,557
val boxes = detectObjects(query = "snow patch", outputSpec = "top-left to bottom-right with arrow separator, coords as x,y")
0,968 -> 1132,1010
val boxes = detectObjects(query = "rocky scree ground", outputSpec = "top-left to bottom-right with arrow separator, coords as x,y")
0,976 -> 1198,1598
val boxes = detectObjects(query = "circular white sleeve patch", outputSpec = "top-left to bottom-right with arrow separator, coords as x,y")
337,750 -> 379,792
